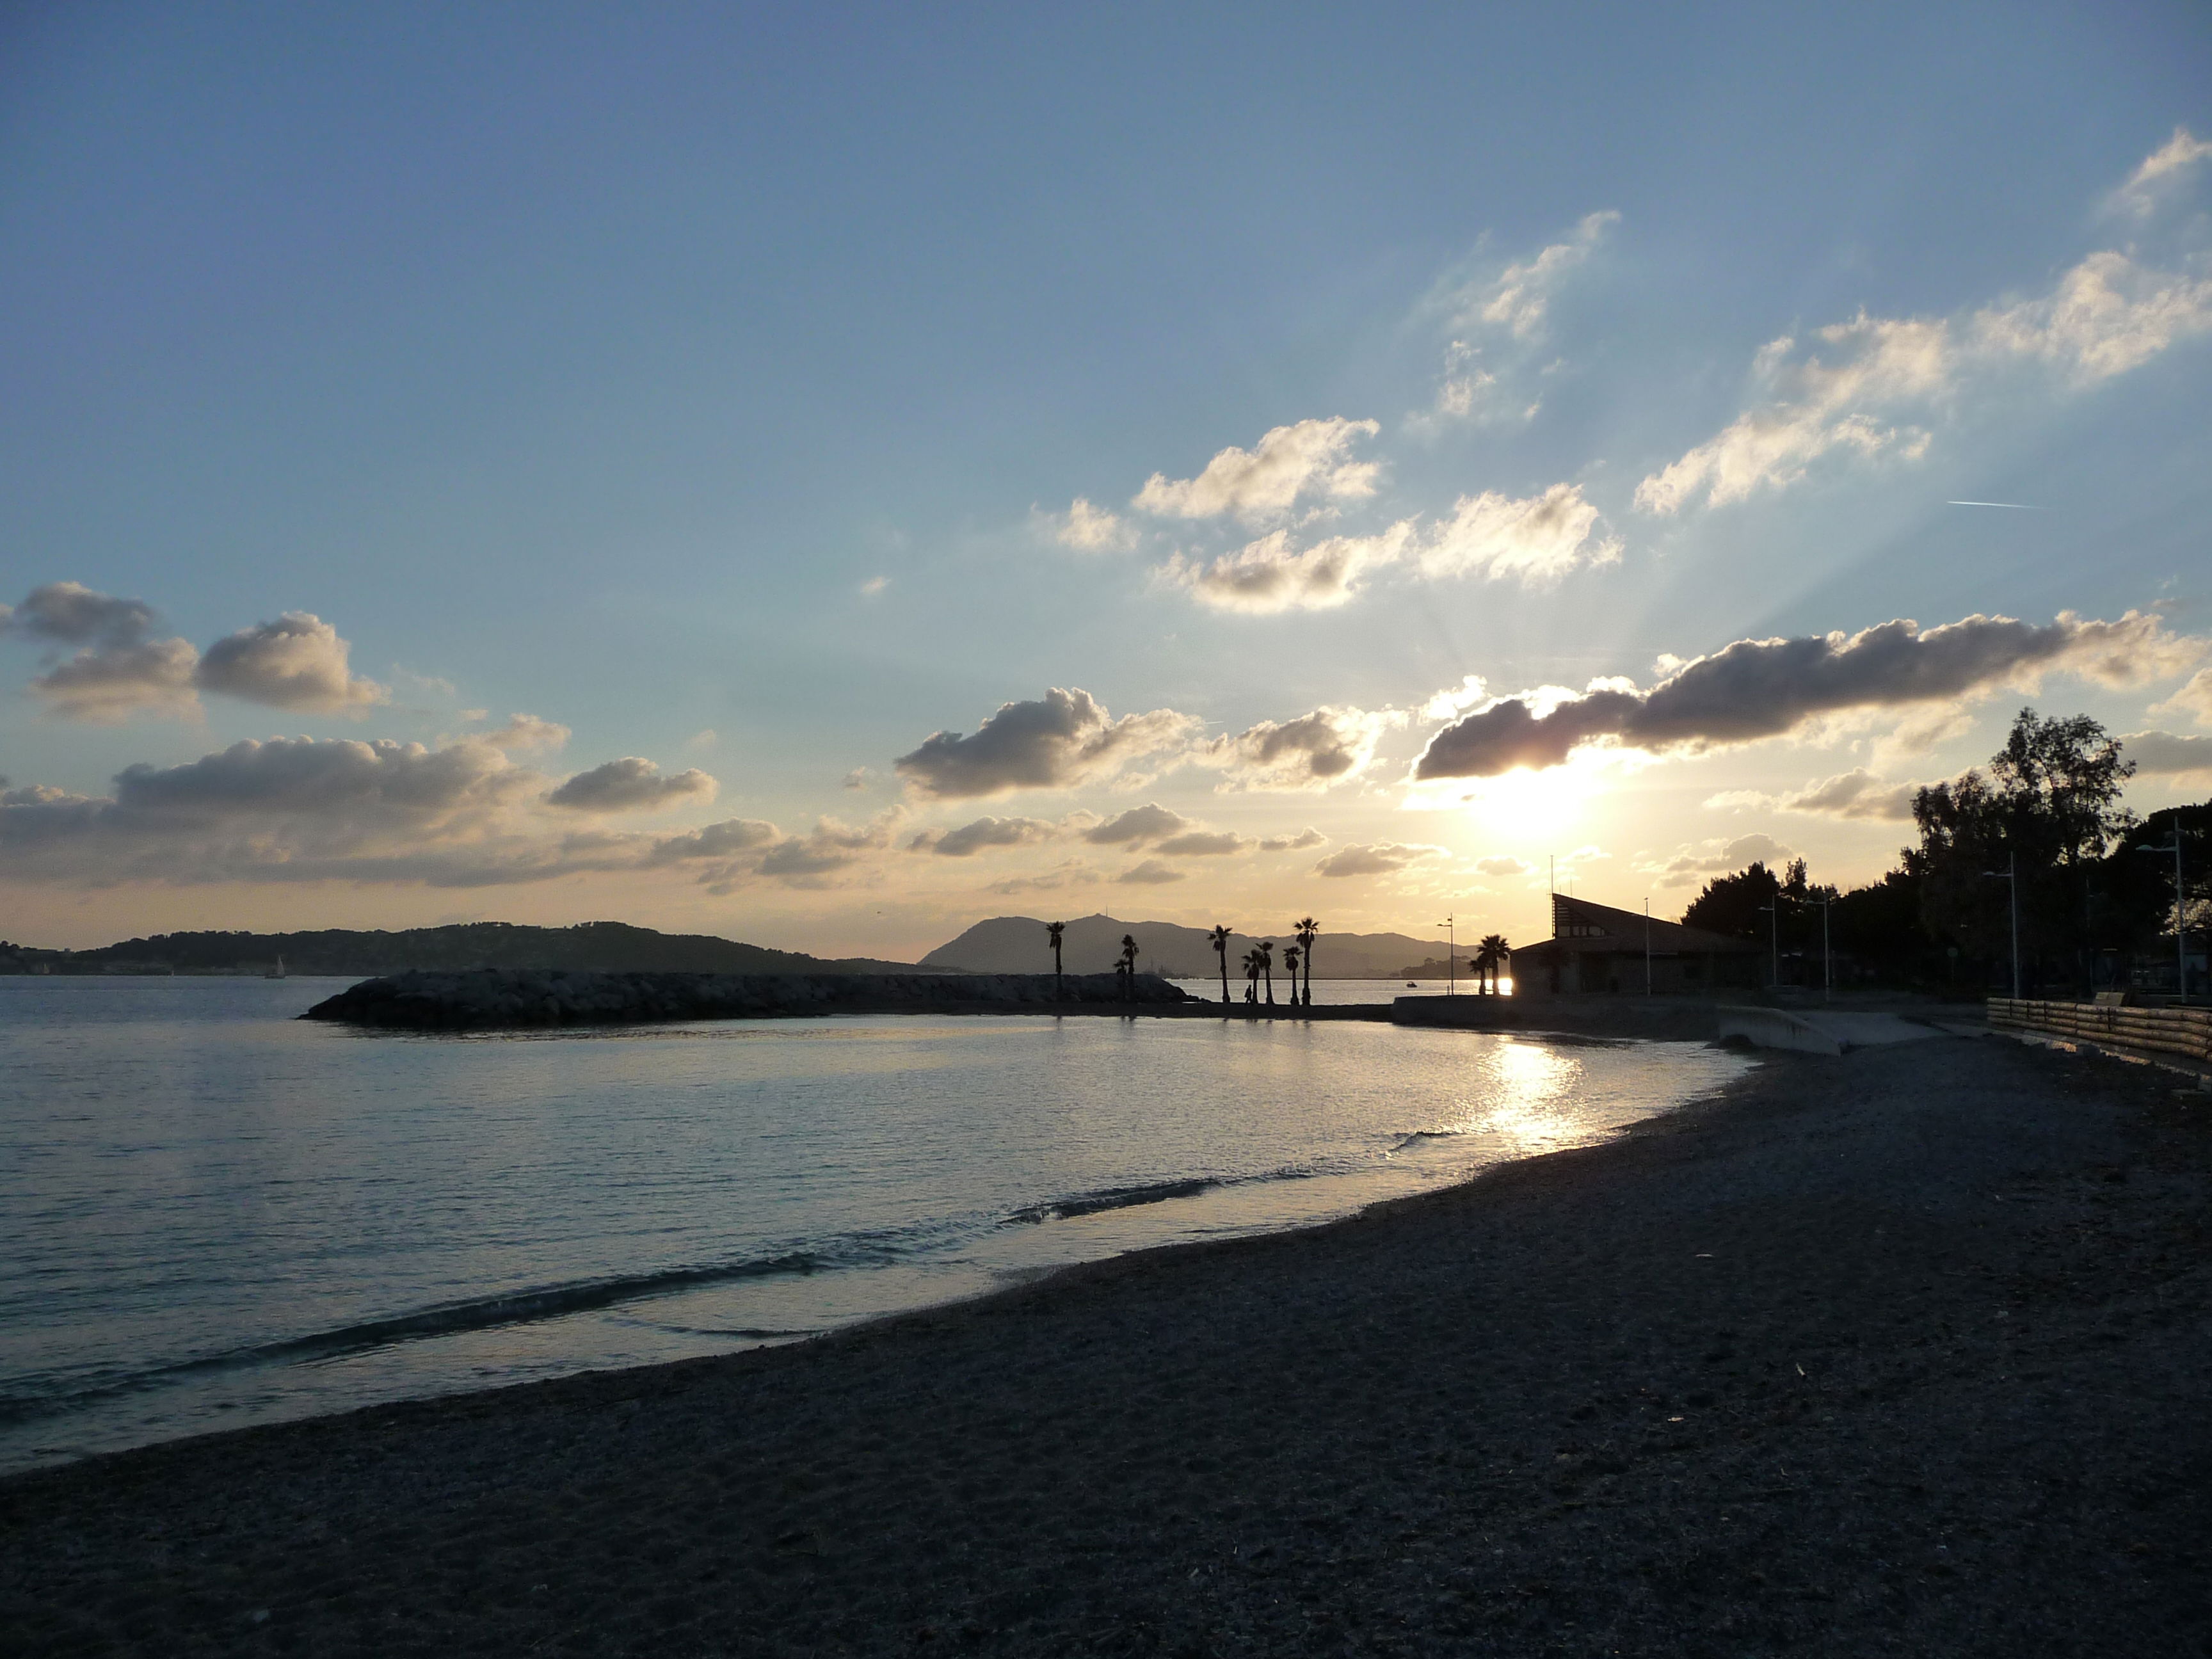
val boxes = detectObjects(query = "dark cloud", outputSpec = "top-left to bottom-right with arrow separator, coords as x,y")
1313,842 -> 1442,878
894,688 -> 1200,798
1259,828 -> 1327,851
922,815 -> 1057,857
30,639 -> 201,724
1415,611 -> 2188,778
1082,803 -> 1190,844
195,613 -> 389,714
1114,859 -> 1185,885
547,757 -> 718,813
1205,705 -> 1401,789
2122,730 -> 2212,774
4,581 -> 157,646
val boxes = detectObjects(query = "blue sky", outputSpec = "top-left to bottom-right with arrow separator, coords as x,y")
4,3 -> 2209,953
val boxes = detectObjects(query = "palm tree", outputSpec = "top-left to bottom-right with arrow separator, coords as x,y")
1258,940 -> 1275,1005
1294,917 -> 1318,1006
1208,924 -> 1233,1006
1046,920 -> 1066,997
1474,933 -> 1511,995
1119,933 -> 1139,999
1283,944 -> 1301,1007
1242,949 -> 1261,1002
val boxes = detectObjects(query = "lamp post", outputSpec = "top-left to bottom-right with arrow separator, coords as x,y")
1644,898 -> 1652,997
2136,831 -> 2188,1004
1438,915 -> 1456,996
1982,851 -> 2020,1001
1756,901 -> 1778,990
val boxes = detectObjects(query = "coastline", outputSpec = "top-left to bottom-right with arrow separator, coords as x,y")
6,1034 -> 2209,1655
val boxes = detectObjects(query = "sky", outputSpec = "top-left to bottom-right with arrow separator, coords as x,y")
3,1 -> 2210,956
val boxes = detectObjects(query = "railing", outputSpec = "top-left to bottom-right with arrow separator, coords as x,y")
1987,997 -> 2212,1064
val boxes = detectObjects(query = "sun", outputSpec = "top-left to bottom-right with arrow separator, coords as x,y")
1453,762 -> 1602,844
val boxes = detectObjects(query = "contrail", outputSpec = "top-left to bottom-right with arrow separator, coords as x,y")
1947,500 -> 2042,509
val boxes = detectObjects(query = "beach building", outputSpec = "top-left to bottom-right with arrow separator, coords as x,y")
1512,894 -> 1765,995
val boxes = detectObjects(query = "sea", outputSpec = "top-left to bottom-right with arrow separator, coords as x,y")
0,975 -> 1750,1475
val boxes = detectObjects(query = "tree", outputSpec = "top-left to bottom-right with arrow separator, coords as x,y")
1294,917 -> 1318,1006
1283,944 -> 1301,1007
1241,949 -> 1261,1002
1208,924 -> 1233,1006
1045,920 -> 1065,997
1681,862 -> 1781,939
1911,708 -> 2135,992
1474,933 -> 1510,995
1258,940 -> 1274,1005
1118,933 -> 1139,998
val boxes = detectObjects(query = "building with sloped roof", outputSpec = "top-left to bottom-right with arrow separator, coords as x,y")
1511,894 -> 1765,995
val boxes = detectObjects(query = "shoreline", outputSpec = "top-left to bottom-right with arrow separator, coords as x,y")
7,1034 -> 2209,1654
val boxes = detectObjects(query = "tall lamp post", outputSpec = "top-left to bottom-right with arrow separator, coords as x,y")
2136,831 -> 2188,1004
1982,851 -> 2020,1001
1756,901 -> 1779,990
1438,914 -> 1456,996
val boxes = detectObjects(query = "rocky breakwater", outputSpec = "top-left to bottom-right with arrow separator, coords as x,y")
301,969 -> 1190,1030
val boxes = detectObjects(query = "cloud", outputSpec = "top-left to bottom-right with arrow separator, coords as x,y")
1260,827 -> 1327,852
195,613 -> 390,714
2112,125 -> 2212,217
1115,859 -> 1186,885
646,818 -> 780,865
754,816 -> 894,881
1415,610 -> 2197,779
29,638 -> 202,724
2150,668 -> 2212,728
1040,497 -> 1137,552
1134,418 -> 1381,524
859,575 -> 891,598
1460,211 -> 1619,340
843,767 -> 873,790
1418,485 -> 1621,585
1082,803 -> 1190,844
1421,676 -> 1490,721
922,815 -> 1058,857
988,865 -> 1103,895
895,687 -> 1202,798
1648,833 -> 1795,888
1202,704 -> 1406,789
1706,769 -> 1921,821
1154,830 -> 1251,857
1637,140 -> 2212,515
480,713 -> 571,753
3,581 -> 157,646
2122,730 -> 2212,776
1313,842 -> 1444,878
1474,856 -> 1529,876
1159,485 -> 1616,614
546,757 -> 717,813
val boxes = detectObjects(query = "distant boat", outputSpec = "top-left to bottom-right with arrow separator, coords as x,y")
264,956 -> 286,980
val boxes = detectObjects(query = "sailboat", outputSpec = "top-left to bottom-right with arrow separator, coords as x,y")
264,955 -> 287,980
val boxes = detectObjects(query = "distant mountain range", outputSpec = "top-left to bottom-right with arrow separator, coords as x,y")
0,922 -> 926,978
919,914 -> 1453,979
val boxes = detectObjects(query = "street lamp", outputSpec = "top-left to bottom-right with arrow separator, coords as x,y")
1982,851 -> 2020,1001
1438,914 -> 1456,996
1756,901 -> 1779,990
2136,830 -> 2188,1004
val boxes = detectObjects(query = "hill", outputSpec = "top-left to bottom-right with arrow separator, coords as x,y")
919,913 -> 1452,979
0,922 -> 927,977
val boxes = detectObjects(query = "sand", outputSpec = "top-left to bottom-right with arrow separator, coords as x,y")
5,1033 -> 2210,1656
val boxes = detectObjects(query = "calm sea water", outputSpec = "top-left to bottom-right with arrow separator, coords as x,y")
0,976 -> 1747,1473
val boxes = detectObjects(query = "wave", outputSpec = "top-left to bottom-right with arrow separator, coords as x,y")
0,1248 -> 854,1427
1002,1176 -> 1221,1225
1390,1128 -> 1468,1151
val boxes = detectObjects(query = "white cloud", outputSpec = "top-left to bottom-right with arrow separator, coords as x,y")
1154,830 -> 1251,857
1705,769 -> 1921,821
1203,704 -> 1405,789
1418,485 -> 1621,585
2111,125 -> 2212,217
1313,842 -> 1445,878
1040,497 -> 1137,552
2151,668 -> 2212,727
860,575 -> 891,598
196,613 -> 390,714
1134,418 -> 1381,524
1465,211 -> 1619,339
1474,856 -> 1528,876
1421,676 -> 1489,721
481,713 -> 572,753
1157,522 -> 1414,614
545,757 -> 717,813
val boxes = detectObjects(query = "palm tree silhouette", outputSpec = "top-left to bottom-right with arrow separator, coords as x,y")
1474,933 -> 1511,995
1046,920 -> 1066,997
1283,944 -> 1301,1007
1119,933 -> 1139,1000
1208,924 -> 1233,1006
1242,949 -> 1261,1003
1294,917 -> 1318,1006
1258,940 -> 1275,1005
